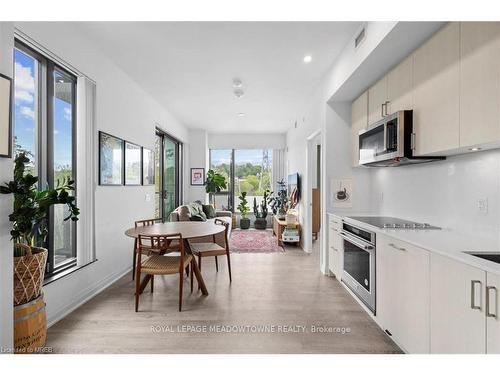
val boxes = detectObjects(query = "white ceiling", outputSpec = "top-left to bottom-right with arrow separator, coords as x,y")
78,22 -> 361,134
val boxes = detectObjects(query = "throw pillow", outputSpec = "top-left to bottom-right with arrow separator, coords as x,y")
177,205 -> 191,221
202,204 -> 216,219
190,213 -> 207,222
189,202 -> 203,216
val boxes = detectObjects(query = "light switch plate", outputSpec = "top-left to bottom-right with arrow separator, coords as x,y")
477,198 -> 488,214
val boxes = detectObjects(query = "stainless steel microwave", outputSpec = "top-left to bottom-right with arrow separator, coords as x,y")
358,110 -> 445,167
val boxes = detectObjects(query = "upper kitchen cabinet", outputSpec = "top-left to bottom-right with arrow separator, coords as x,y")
413,22 -> 460,156
368,77 -> 388,125
386,56 -> 413,115
460,22 -> 500,148
351,91 -> 368,167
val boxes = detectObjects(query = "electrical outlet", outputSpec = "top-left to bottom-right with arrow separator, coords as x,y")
477,198 -> 488,214
145,193 -> 151,202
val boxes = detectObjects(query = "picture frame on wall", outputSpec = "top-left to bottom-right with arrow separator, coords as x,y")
124,141 -> 142,186
0,73 -> 13,158
191,168 -> 205,186
142,147 -> 154,185
99,131 -> 124,185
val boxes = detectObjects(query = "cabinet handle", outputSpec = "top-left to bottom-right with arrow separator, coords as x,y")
388,243 -> 406,251
385,101 -> 390,116
471,280 -> 482,310
486,286 -> 497,318
381,103 -> 386,118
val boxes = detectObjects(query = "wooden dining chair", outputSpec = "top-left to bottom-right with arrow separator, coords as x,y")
132,218 -> 163,280
135,233 -> 193,312
189,219 -> 232,288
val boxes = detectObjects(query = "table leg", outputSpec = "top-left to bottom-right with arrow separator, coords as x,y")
184,239 -> 208,296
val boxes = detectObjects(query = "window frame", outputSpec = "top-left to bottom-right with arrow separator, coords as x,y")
14,39 -> 78,277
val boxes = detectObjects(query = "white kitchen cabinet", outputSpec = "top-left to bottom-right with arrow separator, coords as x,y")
460,22 -> 500,148
413,22 -> 460,156
328,216 -> 343,279
430,253 -> 486,353
368,77 -> 388,125
376,235 -> 430,353
387,56 -> 413,114
351,91 -> 368,167
487,272 -> 500,353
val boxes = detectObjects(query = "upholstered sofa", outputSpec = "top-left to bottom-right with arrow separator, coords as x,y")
169,202 -> 232,247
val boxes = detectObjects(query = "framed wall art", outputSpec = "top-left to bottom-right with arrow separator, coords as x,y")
124,141 -> 142,186
99,131 -> 124,185
142,147 -> 154,185
191,168 -> 205,186
0,73 -> 13,158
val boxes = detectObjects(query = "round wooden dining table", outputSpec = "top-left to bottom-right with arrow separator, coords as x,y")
125,221 -> 225,296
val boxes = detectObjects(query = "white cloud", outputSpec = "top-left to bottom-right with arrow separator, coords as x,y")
20,106 -> 35,119
63,107 -> 72,121
14,62 -> 35,104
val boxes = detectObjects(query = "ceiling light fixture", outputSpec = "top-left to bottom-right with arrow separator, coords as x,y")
303,55 -> 312,64
232,78 -> 243,88
238,112 -> 245,117
469,147 -> 482,152
234,88 -> 244,98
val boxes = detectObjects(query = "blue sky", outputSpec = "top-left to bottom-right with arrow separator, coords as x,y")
14,49 -> 73,170
211,149 -> 273,165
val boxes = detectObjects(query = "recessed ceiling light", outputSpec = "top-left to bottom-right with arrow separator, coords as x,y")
238,113 -> 245,117
469,147 -> 482,151
234,88 -> 244,98
303,55 -> 312,64
232,78 -> 243,88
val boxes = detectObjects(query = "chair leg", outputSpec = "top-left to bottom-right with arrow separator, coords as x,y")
197,255 -> 202,290
135,269 -> 140,312
226,251 -> 232,283
215,256 -> 219,272
150,275 -> 154,293
179,268 -> 184,312
190,262 -> 194,293
132,240 -> 137,281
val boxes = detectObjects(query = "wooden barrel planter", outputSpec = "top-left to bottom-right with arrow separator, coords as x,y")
14,294 -> 47,354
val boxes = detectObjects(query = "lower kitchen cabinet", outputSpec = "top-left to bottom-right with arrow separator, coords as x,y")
377,235 -> 430,353
430,253 -> 486,353
487,272 -> 500,353
328,216 -> 343,279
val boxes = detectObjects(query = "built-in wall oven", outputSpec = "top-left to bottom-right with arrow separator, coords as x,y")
340,222 -> 376,313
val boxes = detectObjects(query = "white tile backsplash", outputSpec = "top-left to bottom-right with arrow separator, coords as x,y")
370,148 -> 500,245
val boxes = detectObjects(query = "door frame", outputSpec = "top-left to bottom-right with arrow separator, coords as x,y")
155,127 -> 183,221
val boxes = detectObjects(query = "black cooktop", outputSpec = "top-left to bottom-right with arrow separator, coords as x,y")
347,216 -> 441,230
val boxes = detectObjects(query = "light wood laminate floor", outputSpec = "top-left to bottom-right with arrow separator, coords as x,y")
46,243 -> 401,354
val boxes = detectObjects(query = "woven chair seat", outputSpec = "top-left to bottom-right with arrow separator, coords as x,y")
141,254 -> 192,275
190,242 -> 226,256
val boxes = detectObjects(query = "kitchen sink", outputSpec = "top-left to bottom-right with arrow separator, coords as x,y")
464,252 -> 500,264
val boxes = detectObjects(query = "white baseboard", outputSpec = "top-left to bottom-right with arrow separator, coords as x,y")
46,266 -> 131,328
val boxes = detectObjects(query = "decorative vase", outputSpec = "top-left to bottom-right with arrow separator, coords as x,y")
254,217 -> 267,230
240,217 -> 251,230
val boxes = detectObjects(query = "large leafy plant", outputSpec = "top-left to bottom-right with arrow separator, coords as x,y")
268,179 -> 289,217
237,191 -> 250,218
205,169 -> 227,194
0,153 -> 80,254
253,189 -> 271,219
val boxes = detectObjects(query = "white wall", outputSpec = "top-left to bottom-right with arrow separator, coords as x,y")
0,22 -> 14,352
186,129 -> 208,203
208,133 -> 286,149
14,22 -> 189,326
371,150 -> 500,243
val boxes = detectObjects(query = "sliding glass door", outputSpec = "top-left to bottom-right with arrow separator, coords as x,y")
154,129 -> 182,221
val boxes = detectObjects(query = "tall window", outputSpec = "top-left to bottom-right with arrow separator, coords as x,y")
209,149 -> 273,212
14,41 -> 77,276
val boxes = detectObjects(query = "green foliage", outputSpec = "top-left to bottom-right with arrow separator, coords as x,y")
268,179 -> 289,216
0,153 -> 80,252
237,192 -> 250,218
205,169 -> 227,194
253,189 -> 271,219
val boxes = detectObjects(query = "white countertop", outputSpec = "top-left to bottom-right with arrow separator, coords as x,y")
336,215 -> 500,276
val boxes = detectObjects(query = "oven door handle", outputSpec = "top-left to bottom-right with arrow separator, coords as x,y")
339,232 -> 374,250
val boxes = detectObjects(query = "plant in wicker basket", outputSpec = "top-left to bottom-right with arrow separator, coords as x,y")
0,153 -> 80,305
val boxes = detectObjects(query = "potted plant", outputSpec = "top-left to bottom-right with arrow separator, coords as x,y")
237,191 -> 250,229
0,153 -> 80,306
253,189 -> 271,230
205,169 -> 227,207
269,179 -> 289,220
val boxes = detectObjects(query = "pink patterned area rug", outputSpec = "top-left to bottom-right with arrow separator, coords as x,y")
230,229 -> 285,253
